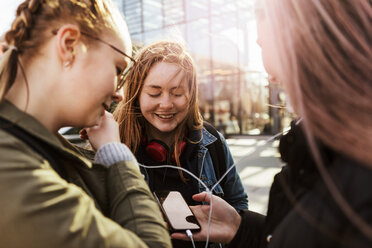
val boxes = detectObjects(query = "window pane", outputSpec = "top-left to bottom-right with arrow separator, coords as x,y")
163,0 -> 185,26
143,0 -> 162,31
185,0 -> 208,21
124,0 -> 143,34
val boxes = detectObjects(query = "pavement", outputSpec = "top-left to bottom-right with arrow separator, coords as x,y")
226,135 -> 284,215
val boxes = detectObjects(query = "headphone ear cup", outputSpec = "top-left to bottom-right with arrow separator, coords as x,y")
146,140 -> 169,162
171,140 -> 187,162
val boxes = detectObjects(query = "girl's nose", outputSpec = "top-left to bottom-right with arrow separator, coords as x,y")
159,95 -> 173,109
112,89 -> 123,103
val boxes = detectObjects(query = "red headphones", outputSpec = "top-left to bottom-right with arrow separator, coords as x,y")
142,136 -> 187,163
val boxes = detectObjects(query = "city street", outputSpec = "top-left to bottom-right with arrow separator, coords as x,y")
227,135 -> 284,215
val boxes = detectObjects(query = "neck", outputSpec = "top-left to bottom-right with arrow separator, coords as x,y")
146,124 -> 176,148
5,62 -> 61,133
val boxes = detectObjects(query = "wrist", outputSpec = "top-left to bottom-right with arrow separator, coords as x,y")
226,210 -> 242,243
94,142 -> 137,167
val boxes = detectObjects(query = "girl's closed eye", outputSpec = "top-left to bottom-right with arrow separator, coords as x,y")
148,93 -> 161,97
171,89 -> 184,97
147,89 -> 161,97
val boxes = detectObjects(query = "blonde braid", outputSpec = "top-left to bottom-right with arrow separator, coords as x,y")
1,0 -> 126,102
5,0 -> 42,49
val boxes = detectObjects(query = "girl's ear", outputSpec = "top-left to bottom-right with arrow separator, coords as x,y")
55,24 -> 82,68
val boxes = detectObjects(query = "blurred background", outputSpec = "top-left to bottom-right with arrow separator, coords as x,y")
0,0 -> 294,136
112,0 -> 294,136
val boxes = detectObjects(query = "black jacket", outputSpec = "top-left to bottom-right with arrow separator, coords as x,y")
228,123 -> 372,248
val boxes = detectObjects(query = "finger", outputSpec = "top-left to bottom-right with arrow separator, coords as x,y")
171,232 -> 192,241
189,205 -> 207,214
79,129 -> 89,140
172,231 -> 207,242
105,111 -> 114,119
192,191 -> 211,203
189,206 -> 204,220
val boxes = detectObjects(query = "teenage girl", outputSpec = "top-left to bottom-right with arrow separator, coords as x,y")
0,0 -> 171,247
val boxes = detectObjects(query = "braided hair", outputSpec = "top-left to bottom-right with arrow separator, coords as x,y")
0,0 -> 125,101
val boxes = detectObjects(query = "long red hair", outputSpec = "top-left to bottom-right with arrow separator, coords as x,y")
114,41 -> 203,182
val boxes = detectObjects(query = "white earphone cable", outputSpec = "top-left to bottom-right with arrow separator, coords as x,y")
138,127 -> 288,248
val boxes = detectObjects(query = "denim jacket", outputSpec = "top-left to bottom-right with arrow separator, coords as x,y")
141,126 -> 248,212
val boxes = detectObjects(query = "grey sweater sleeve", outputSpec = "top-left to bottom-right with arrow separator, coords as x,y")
94,142 -> 138,168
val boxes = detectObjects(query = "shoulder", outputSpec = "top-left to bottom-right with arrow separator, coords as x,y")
200,125 -> 219,147
0,129 -> 44,167
306,155 -> 372,226
188,122 -> 227,148
273,158 -> 372,247
330,155 -> 372,205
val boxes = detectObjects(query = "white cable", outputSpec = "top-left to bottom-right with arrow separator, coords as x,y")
138,163 -> 211,193
137,126 -> 291,248
186,229 -> 196,248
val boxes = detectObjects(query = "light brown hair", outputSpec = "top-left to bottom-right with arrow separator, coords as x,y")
0,0 -> 126,101
113,41 -> 203,182
263,0 -> 372,168
262,0 -> 372,240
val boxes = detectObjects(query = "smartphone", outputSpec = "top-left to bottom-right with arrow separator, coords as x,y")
153,191 -> 201,233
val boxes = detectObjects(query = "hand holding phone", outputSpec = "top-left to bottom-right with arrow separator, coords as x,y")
154,191 -> 201,233
171,192 -> 241,244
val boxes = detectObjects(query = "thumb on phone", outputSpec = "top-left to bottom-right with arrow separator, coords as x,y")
192,191 -> 212,204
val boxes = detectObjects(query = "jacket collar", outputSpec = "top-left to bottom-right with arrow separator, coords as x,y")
188,126 -> 218,147
0,100 -> 92,167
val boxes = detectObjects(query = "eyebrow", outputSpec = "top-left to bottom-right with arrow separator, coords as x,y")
145,85 -> 161,88
144,84 -> 185,90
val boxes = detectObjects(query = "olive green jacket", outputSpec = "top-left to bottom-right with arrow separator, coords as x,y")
0,100 -> 171,248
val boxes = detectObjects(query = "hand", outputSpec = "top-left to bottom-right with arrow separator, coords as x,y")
171,192 -> 241,244
82,111 -> 121,150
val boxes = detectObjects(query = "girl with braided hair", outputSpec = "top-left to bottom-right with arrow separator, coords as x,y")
0,1 -> 171,247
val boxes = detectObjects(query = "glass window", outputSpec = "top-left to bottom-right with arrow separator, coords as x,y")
211,0 -> 237,16
112,0 -> 123,12
162,24 -> 186,41
211,13 -> 239,67
118,0 -> 287,134
143,0 -> 162,31
124,0 -> 143,34
143,29 -> 163,43
163,0 -> 185,26
186,18 -> 210,61
185,0 -> 208,22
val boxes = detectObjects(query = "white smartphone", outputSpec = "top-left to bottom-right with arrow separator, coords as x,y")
153,191 -> 201,233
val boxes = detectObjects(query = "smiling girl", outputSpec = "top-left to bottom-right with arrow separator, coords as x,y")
113,40 -> 248,247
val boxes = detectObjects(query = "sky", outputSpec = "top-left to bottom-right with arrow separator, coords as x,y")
0,0 -> 23,36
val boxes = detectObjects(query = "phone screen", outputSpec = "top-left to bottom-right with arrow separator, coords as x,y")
154,191 -> 200,232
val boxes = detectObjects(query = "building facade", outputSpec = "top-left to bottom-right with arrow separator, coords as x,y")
113,0 -> 290,135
